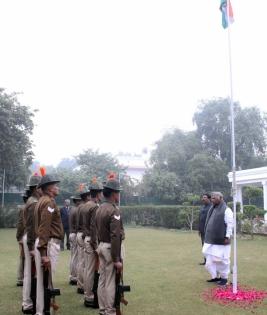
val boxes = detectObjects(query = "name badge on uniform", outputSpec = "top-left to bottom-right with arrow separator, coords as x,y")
48,206 -> 55,213
114,215 -> 120,220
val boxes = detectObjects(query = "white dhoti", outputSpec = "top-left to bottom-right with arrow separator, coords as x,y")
202,243 -> 231,279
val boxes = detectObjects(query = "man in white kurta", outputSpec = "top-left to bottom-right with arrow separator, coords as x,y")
202,192 -> 233,286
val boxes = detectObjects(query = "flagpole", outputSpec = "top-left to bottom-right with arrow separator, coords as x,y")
1,168 -> 5,208
226,0 -> 238,294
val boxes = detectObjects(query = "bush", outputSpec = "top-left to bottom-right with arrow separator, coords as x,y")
227,201 -> 241,212
239,205 -> 266,238
121,205 -> 199,230
0,205 -> 20,228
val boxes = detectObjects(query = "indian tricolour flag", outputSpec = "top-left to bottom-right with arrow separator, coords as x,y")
220,0 -> 234,29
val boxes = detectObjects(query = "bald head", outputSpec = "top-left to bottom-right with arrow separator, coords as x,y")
211,192 -> 223,198
211,192 -> 223,205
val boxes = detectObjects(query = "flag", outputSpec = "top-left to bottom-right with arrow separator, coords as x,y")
220,0 -> 234,29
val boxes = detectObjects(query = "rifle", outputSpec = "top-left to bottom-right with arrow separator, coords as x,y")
43,267 -> 60,315
85,251 -> 100,308
30,257 -> 37,314
114,239 -> 130,315
114,269 -> 130,315
17,243 -> 25,286
91,252 -> 100,308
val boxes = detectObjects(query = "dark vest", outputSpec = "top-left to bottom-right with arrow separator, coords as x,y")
199,203 -> 212,235
204,201 -> 227,245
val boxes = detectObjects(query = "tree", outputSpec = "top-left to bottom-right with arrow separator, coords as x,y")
193,98 -> 267,169
141,128 -> 230,203
0,88 -> 35,189
178,207 -> 199,231
150,129 -> 202,177
243,186 -> 263,205
187,153 -> 229,196
57,158 -> 77,170
53,167 -> 82,195
141,169 -> 184,203
141,129 -> 202,202
45,150 -> 136,203
182,193 -> 200,206
76,149 -> 124,181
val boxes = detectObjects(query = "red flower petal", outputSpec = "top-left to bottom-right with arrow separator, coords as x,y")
202,285 -> 267,309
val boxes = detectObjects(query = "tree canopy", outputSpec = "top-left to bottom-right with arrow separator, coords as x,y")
193,98 -> 267,169
141,99 -> 267,203
0,88 -> 35,189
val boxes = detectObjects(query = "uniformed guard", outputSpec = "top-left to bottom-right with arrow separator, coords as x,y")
83,177 -> 103,308
16,188 -> 30,287
76,184 -> 90,294
34,172 -> 63,315
68,194 -> 82,285
22,174 -> 42,314
95,173 -> 125,315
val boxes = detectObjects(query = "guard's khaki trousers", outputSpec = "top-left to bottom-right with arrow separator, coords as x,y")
22,234 -> 33,310
84,236 -> 96,302
97,242 -> 116,315
34,238 -> 60,315
76,232 -> 85,290
69,233 -> 78,282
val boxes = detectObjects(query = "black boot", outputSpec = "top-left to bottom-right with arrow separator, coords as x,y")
84,300 -> 95,308
77,287 -> 84,294
22,308 -> 34,314
206,277 -> 221,283
217,278 -> 228,286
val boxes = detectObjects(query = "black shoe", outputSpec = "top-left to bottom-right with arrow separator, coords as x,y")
69,280 -> 77,285
77,288 -> 84,294
199,262 -> 206,265
17,282 -> 23,287
22,308 -> 33,314
217,278 -> 228,286
84,300 -> 94,308
207,277 -> 221,283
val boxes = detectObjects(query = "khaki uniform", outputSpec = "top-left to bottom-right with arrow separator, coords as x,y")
69,205 -> 79,282
16,206 -> 25,285
96,201 -> 124,315
34,195 -> 63,315
83,201 -> 99,302
22,193 -> 39,311
76,202 -> 86,290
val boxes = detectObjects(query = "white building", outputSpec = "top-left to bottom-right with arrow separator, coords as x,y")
228,166 -> 267,220
116,153 -> 148,183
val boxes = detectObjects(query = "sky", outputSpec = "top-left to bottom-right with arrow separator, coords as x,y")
1,0 -> 267,165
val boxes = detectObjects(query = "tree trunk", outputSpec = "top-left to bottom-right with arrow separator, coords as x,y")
250,219 -> 254,239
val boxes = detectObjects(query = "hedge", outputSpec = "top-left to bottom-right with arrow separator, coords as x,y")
2,203 -> 264,232
121,205 -> 199,229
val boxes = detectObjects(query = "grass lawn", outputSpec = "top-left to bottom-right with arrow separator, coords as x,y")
0,227 -> 267,315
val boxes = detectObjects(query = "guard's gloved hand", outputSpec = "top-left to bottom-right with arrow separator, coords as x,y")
114,261 -> 123,273
41,256 -> 51,270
